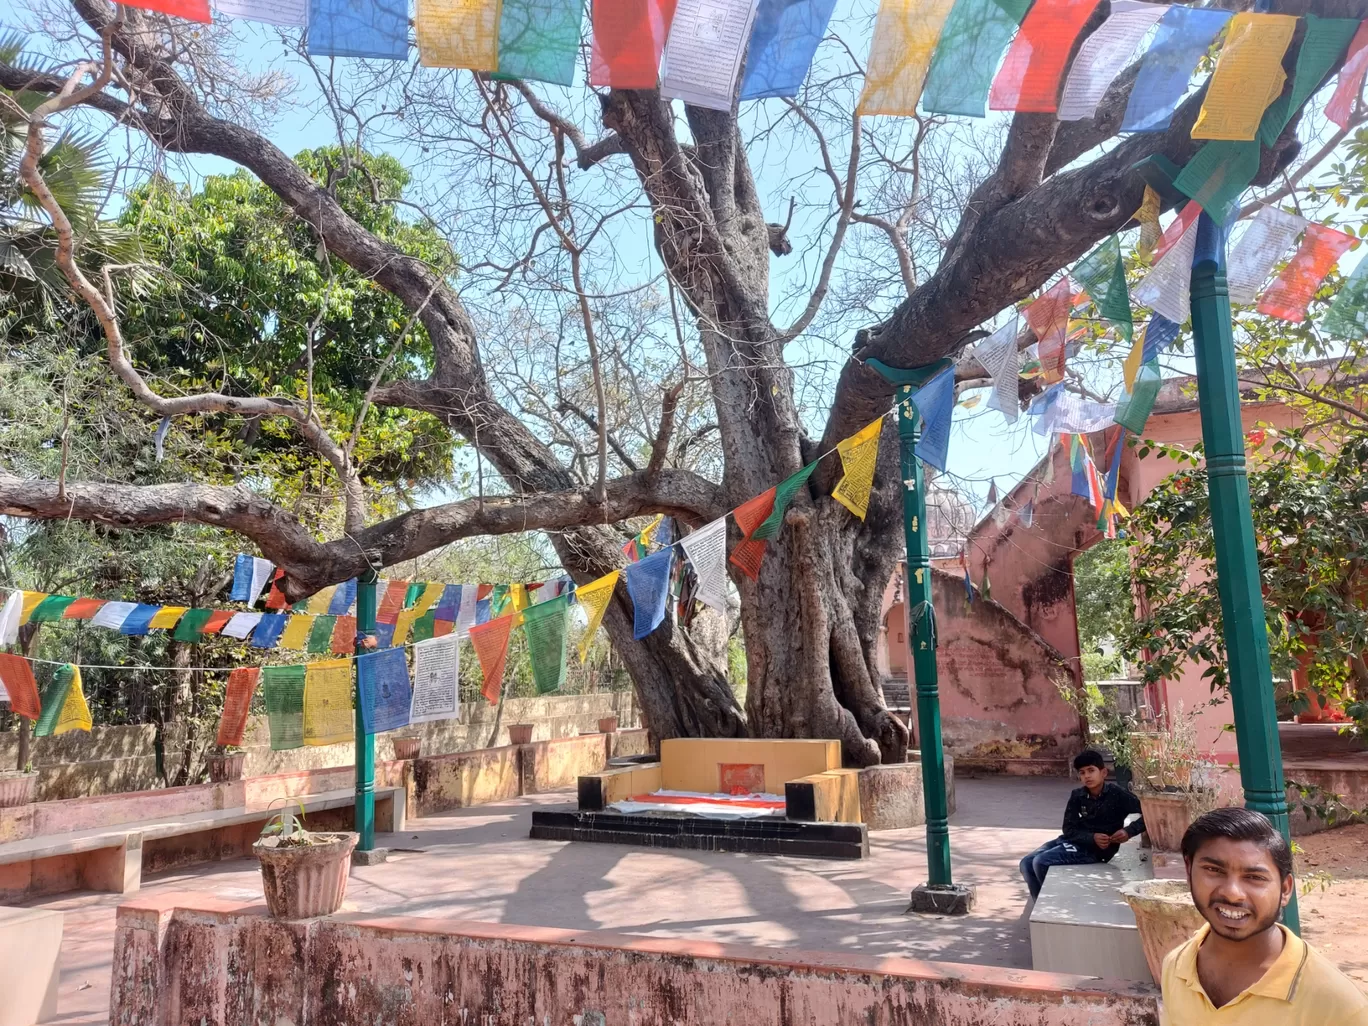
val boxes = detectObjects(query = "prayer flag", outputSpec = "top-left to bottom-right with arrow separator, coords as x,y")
417,0 -> 502,70
412,582 -> 445,617
1019,500 -> 1034,527
303,658 -> 354,746
470,613 -> 516,704
306,586 -> 338,616
1257,223 -> 1356,322
263,665 -> 306,751
148,606 -> 189,631
215,0 -> 308,26
119,604 -> 160,636
1133,185 -> 1162,263
456,585 -> 479,638
1025,277 -> 1072,384
661,0 -> 761,111
1257,15 -> 1360,147
495,0 -> 583,85
1322,255 -> 1368,338
263,571 -> 288,610
1327,21 -> 1368,129
1115,359 -> 1164,434
1072,235 -> 1134,342
331,614 -> 357,655
377,580 -> 407,625
172,609 -> 215,643
1103,430 -> 1124,502
909,365 -> 955,471
857,0 -> 959,117
678,520 -> 727,614
738,0 -> 837,100
33,663 -> 71,737
1135,207 -> 1201,323
1121,6 -> 1233,132
753,462 -> 818,540
216,667 -> 260,748
729,487 -> 776,579
411,634 -> 460,723
28,595 -> 75,623
922,0 -> 1030,117
434,584 -> 462,621
1059,1 -> 1167,121
975,314 -> 1021,422
202,609 -> 235,635
433,618 -> 455,637
412,611 -> 436,643
43,665 -> 91,736
590,0 -> 678,88
308,0 -> 410,59
1192,14 -> 1297,142
307,615 -> 337,654
119,0 -> 211,22
403,581 -> 424,609
250,612 -> 288,649
1173,141 -> 1260,227
0,591 -> 20,645
0,654 -> 40,720
231,554 -> 254,601
62,597 -> 106,620
624,547 -> 674,640
19,592 -> 47,625
575,571 -> 619,661
357,647 -> 411,734
1124,314 -> 1180,390
832,419 -> 882,520
523,593 -> 571,694
393,608 -> 420,647
327,579 -> 358,616
1227,207 -> 1307,305
1033,392 -> 1118,436
221,611 -> 263,640
988,0 -> 1101,113
249,558 -> 275,604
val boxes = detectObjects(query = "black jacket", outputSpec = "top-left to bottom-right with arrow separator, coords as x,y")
1062,782 -> 1145,862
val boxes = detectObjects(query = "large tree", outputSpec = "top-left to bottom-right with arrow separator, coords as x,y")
0,0 -> 1361,764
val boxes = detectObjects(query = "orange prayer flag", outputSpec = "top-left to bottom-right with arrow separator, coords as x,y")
0,653 -> 41,720
330,614 -> 357,656
471,614 -> 516,705
1257,223 -> 1357,322
264,570 -> 288,610
202,609 -> 235,635
216,667 -> 260,748
118,0 -> 211,22
989,0 -> 1102,113
62,597 -> 107,620
432,618 -> 455,637
376,580 -> 408,624
1327,22 -> 1368,129
590,0 -> 678,88
729,487 -> 776,580
1024,278 -> 1072,384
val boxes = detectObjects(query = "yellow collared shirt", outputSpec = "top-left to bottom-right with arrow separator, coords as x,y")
1161,923 -> 1368,1025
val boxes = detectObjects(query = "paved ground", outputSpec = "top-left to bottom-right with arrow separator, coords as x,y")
32,776 -> 1079,1025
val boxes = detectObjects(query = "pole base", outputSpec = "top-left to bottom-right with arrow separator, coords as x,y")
350,847 -> 389,866
908,882 -> 976,916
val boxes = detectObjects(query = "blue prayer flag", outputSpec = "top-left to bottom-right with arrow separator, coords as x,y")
327,578 -> 357,616
374,621 -> 396,649
624,547 -> 674,640
1070,439 -> 1091,500
1121,7 -> 1232,133
475,598 -> 491,624
434,584 -> 462,621
230,554 -> 254,602
118,604 -> 160,636
739,0 -> 839,100
1141,314 -> 1180,364
1104,431 -> 1124,501
357,647 -> 411,734
308,0 -> 409,60
910,367 -> 955,472
250,612 -> 288,648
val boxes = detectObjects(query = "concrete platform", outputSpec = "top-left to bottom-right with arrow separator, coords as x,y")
1030,861 -> 1152,983
0,905 -> 62,1026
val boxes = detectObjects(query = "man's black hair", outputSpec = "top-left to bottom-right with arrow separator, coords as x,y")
1181,807 -> 1294,880
1072,748 -> 1107,772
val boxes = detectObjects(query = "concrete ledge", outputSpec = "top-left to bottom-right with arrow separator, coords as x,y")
110,894 -> 1161,1025
0,906 -> 62,1026
956,756 -> 1072,778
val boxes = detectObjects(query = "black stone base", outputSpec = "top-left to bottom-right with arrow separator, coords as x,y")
908,882 -> 976,915
530,810 -> 869,859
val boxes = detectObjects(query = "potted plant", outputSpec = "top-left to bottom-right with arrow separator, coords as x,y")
0,763 -> 37,808
1133,703 -> 1218,851
508,723 -> 535,745
597,716 -> 619,734
392,736 -> 422,761
206,745 -> 246,783
253,805 -> 357,919
1121,879 -> 1207,983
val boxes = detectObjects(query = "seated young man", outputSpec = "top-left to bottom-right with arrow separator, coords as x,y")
1018,748 -> 1145,901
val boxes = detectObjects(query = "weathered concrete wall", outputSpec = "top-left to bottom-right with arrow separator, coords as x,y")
110,895 -> 1161,1026
0,691 -> 637,801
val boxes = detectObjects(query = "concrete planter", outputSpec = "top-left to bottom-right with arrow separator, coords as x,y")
0,770 -> 36,808
206,752 -> 245,783
392,737 -> 422,761
1121,879 -> 1206,983
254,832 -> 357,919
1138,790 -> 1208,851
597,717 -> 618,734
508,724 -> 535,745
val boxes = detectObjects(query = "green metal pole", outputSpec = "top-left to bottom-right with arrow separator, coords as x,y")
1189,212 -> 1299,933
354,570 -> 378,852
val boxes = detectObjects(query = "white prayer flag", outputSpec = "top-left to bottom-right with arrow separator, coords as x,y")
1034,392 -> 1118,436
661,0 -> 761,111
1227,207 -> 1307,305
974,314 -> 1021,422
214,0 -> 308,26
0,591 -> 20,646
410,634 -> 460,724
221,611 -> 263,639
248,557 -> 275,604
455,583 -> 478,639
1134,213 -> 1201,323
90,601 -> 139,630
1058,1 -> 1167,121
679,518 -> 728,614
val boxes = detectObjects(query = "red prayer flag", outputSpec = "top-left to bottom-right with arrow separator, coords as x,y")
117,0 -> 211,23
433,619 -> 455,637
590,0 -> 679,88
1154,202 -> 1202,263
0,654 -> 41,720
728,487 -> 776,580
471,614 -> 516,705
376,580 -> 408,625
1025,278 -> 1072,384
1257,223 -> 1356,322
989,0 -> 1102,113
477,583 -> 494,601
216,667 -> 260,748
62,597 -> 107,620
1327,22 -> 1368,129
264,569 -> 288,610
331,614 -> 357,655
201,609 -> 235,635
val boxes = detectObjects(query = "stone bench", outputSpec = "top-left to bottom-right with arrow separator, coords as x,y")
1029,856 -> 1153,983
0,786 -> 404,903
0,905 -> 62,1026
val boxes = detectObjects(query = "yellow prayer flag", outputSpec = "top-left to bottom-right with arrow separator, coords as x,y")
19,592 -> 49,625
510,583 -> 530,613
279,614 -> 316,650
54,665 -> 92,735
1133,185 -> 1162,264
303,657 -> 354,746
856,0 -> 958,116
148,606 -> 189,630
1122,333 -> 1146,392
413,581 -> 444,616
415,0 -> 502,71
832,419 -> 883,520
393,608 -> 419,646
1192,14 -> 1297,141
637,514 -> 665,548
306,586 -> 337,615
576,571 -> 619,662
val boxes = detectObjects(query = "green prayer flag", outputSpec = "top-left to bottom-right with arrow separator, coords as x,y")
262,664 -> 306,751
411,610 -> 436,643
28,595 -> 75,623
1260,16 -> 1360,146
172,608 -> 215,642
922,0 -> 1032,117
1174,141 -> 1260,227
490,583 -> 511,617
1115,359 -> 1163,435
307,614 -> 337,655
522,594 -> 570,695
491,0 -> 581,86
403,582 -> 423,609
33,664 -> 75,737
1320,258 -> 1368,338
752,462 -> 819,540
1073,236 -> 1133,343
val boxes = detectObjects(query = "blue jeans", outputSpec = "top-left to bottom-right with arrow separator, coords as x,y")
1019,836 -> 1101,899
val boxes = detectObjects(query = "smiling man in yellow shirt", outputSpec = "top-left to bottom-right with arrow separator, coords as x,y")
1161,807 -> 1368,1025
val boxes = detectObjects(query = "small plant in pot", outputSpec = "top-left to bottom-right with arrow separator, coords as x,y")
253,805 -> 357,919
0,762 -> 37,808
1133,703 -> 1218,851
392,736 -> 422,761
206,745 -> 246,783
